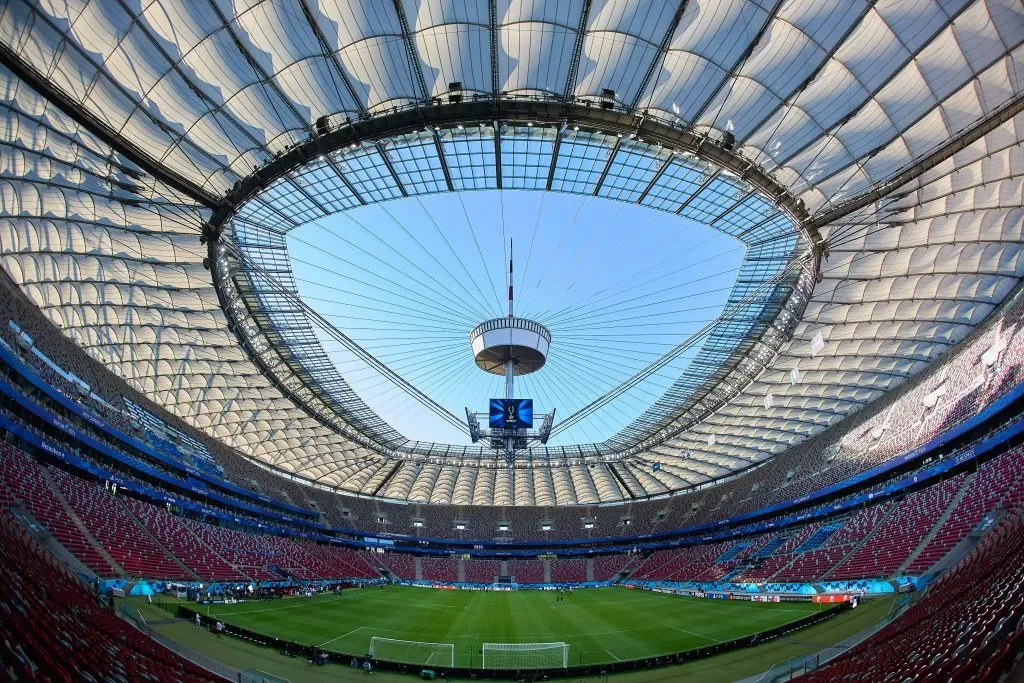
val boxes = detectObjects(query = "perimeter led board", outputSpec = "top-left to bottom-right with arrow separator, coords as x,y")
489,399 -> 533,429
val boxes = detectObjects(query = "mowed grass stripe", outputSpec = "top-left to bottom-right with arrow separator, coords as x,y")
199,586 -> 824,667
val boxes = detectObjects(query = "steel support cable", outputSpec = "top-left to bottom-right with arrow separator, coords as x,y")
552,201 -> 631,286
321,336 -> 464,354
328,343 -> 466,379
295,277 -> 475,329
537,246 -> 745,325
408,358 -> 476,408
548,352 -> 684,395
556,332 -> 716,341
528,195 -> 589,297
388,346 -> 470,380
499,191 -> 508,296
434,364 -> 484,405
348,356 -> 468,409
286,239 -> 479,326
224,240 -> 470,434
307,301 -> 473,331
303,214 -> 486,324
356,355 -> 464,404
377,201 -> 494,320
550,253 -> 810,437
542,261 -> 746,330
541,358 -> 612,406
547,354 -> 671,405
550,211 -> 665,300
544,358 -> 666,426
514,191 -> 546,314
554,344 -> 673,376
414,196 -> 499,320
426,361 -> 481,406
350,339 -> 464,365
555,340 -> 666,361
299,215 -> 473,318
288,243 -> 472,321
534,362 -> 617,444
456,191 -> 506,313
553,305 -> 728,331
312,310 -> 467,333
333,335 -> 467,394
540,283 -> 738,330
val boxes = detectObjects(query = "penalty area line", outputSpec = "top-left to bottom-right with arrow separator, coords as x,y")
318,626 -> 366,647
668,625 -> 719,643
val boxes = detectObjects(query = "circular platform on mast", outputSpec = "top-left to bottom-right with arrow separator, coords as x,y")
469,317 -> 551,376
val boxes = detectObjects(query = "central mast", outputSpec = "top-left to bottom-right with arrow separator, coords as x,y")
466,240 -> 555,464
505,241 -> 515,461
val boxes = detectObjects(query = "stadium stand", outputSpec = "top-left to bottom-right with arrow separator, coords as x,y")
799,513 -> 1024,682
465,558 -> 501,584
0,512 -> 221,681
829,475 -> 967,580
378,552 -> 416,580
508,559 -> 544,584
123,497 -> 247,582
0,443 -> 118,576
593,554 -> 637,581
2,271 -> 1024,539
49,467 -> 191,581
421,557 -> 459,583
550,558 -> 587,583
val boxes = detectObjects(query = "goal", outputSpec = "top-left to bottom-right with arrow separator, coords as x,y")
368,637 -> 455,667
481,642 -> 569,670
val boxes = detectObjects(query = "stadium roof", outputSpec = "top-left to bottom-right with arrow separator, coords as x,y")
0,0 -> 1022,504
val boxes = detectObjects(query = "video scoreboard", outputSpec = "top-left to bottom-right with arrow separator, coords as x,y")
489,398 -> 533,429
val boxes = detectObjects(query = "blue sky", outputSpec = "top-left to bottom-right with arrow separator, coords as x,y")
288,190 -> 744,446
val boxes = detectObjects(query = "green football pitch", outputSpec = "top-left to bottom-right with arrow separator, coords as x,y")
196,585 -> 827,668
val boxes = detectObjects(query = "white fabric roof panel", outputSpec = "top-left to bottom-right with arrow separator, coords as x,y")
0,0 -> 1022,503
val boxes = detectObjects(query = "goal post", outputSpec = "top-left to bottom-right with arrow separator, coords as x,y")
481,642 -> 569,670
368,637 -> 455,667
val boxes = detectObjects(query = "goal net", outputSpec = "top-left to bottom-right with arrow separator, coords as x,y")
481,642 -> 569,670
368,637 -> 455,667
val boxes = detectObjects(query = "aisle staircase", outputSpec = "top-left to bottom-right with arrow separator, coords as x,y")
121,499 -> 200,581
9,505 -> 98,581
40,468 -> 124,576
898,472 -> 976,574
822,503 -> 899,580
183,523 -> 253,581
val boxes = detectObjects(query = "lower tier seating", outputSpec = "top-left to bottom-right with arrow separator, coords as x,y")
799,513 -> 1024,682
0,512 -> 221,681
